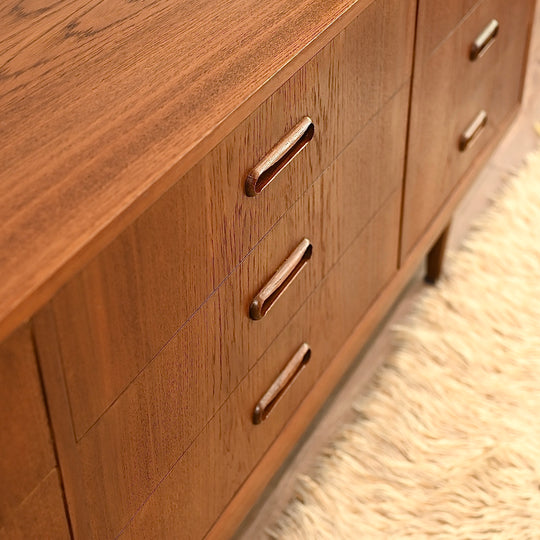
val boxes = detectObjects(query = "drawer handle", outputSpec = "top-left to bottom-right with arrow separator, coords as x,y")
459,110 -> 488,152
249,238 -> 312,320
253,343 -> 311,424
245,117 -> 315,197
470,19 -> 499,61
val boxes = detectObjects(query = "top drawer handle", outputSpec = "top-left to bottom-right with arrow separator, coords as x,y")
470,19 -> 499,61
245,117 -> 315,197
249,238 -> 312,320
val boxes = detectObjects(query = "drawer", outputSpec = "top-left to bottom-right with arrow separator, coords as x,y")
416,0 -> 479,57
0,325 -> 57,520
49,0 -> 416,439
62,90 -> 409,539
0,469 -> 70,540
120,191 -> 402,540
401,0 -> 534,260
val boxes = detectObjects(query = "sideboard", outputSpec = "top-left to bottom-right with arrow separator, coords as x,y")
0,0 -> 535,538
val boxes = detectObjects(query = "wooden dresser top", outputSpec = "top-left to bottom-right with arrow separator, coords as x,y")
0,0 -> 374,341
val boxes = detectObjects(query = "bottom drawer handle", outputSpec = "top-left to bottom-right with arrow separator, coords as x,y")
459,110 -> 488,152
253,343 -> 311,425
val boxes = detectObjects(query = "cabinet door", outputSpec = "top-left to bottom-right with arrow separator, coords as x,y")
121,193 -> 401,540
42,84 -> 408,540
0,325 -> 70,539
401,0 -> 534,262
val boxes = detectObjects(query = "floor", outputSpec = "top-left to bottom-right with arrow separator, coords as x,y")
237,5 -> 540,539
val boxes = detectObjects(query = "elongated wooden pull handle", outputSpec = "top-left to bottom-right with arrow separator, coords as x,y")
245,117 -> 315,196
249,238 -> 312,320
253,343 -> 311,424
459,110 -> 488,152
470,19 -> 499,61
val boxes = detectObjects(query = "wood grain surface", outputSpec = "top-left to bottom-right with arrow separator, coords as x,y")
0,469 -> 70,540
214,102 -> 525,536
0,0 -> 385,343
35,83 -> 409,539
47,0 -> 414,440
401,0 -> 534,261
0,324 -> 57,521
416,0 -> 479,57
121,192 -> 401,540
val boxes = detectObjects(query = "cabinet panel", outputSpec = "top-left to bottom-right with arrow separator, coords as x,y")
401,0 -> 534,261
121,193 -> 401,540
0,470 -> 70,540
49,0 -> 416,441
60,86 -> 408,539
0,325 -> 56,520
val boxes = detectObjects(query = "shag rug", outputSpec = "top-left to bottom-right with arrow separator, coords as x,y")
267,142 -> 540,539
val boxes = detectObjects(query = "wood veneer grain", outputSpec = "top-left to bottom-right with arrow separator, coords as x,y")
0,324 -> 56,521
32,100 -> 521,540
37,83 -> 409,540
121,193 -> 401,540
401,0 -> 534,262
0,469 -> 70,540
3,1 -> 533,539
0,0 -> 385,343
48,0 -> 415,440
416,0 -> 479,57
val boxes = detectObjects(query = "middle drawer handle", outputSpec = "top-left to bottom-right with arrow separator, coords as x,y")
245,117 -> 315,197
459,110 -> 488,152
249,238 -> 312,321
253,343 -> 312,424
470,19 -> 499,61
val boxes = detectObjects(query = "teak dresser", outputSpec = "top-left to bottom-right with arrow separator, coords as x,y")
0,0 -> 535,538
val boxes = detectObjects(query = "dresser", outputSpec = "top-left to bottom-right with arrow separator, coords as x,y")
0,0 -> 535,538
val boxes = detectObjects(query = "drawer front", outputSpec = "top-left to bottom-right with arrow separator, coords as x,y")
0,469 -> 70,540
0,325 -> 57,520
50,0 -> 416,439
417,0 -> 479,57
66,88 -> 409,539
121,192 -> 401,540
401,0 -> 533,260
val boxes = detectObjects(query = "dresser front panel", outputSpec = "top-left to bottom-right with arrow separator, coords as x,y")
120,192 -> 401,540
60,86 -> 409,539
401,0 -> 534,261
49,0 -> 416,441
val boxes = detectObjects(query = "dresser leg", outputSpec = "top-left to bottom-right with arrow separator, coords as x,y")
425,223 -> 451,284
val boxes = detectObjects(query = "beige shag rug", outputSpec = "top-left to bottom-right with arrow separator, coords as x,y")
268,143 -> 540,539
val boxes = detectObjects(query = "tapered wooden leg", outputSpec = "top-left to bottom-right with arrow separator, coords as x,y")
425,223 -> 451,284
